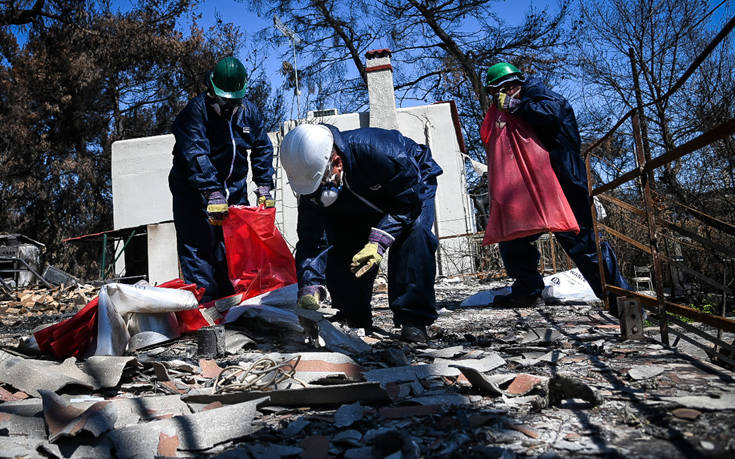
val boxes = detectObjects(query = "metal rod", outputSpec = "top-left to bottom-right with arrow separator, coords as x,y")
665,314 -> 735,355
585,153 -> 609,310
0,256 -> 52,289
599,223 -> 652,254
583,14 -> 735,156
630,108 -> 669,344
592,117 -> 735,196
100,233 -> 108,280
606,285 -> 735,333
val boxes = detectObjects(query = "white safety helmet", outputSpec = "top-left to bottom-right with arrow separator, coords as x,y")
280,124 -> 334,195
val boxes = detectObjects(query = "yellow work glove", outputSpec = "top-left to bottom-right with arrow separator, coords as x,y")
297,285 -> 324,310
205,191 -> 228,225
350,242 -> 383,278
494,92 -> 520,112
255,185 -> 275,208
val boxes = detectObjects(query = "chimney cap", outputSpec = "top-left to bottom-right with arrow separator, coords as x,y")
366,49 -> 392,59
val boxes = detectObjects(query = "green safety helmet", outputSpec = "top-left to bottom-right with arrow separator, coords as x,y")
485,62 -> 525,89
209,57 -> 248,99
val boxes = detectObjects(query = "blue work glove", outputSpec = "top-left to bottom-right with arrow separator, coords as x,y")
494,92 -> 520,112
204,190 -> 228,225
255,185 -> 275,208
350,228 -> 394,278
298,285 -> 325,310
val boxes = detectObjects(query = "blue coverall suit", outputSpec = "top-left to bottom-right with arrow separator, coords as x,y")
169,93 -> 274,302
295,125 -> 443,328
498,78 -> 629,301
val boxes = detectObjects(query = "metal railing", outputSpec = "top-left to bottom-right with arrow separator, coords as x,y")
585,14 -> 735,365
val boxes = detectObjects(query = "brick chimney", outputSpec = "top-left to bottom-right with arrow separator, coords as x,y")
365,49 -> 398,130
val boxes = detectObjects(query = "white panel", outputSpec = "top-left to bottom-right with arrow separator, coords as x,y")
112,135 -> 175,230
146,222 -> 179,285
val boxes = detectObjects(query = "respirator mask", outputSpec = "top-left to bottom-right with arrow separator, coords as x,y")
305,167 -> 342,208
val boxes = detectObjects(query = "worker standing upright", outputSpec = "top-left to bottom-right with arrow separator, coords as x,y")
481,62 -> 629,309
279,124 -> 443,343
169,57 -> 275,302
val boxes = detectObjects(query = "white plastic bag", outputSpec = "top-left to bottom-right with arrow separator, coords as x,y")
106,283 -> 199,315
542,268 -> 597,303
93,282 -> 200,356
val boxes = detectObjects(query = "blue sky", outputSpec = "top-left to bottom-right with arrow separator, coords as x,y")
183,0 -> 547,115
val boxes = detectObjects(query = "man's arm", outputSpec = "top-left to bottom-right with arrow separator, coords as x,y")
171,98 -> 220,192
515,85 -> 565,130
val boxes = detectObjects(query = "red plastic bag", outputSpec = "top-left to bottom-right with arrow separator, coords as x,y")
34,279 -> 204,359
222,205 -> 297,295
176,206 -> 298,334
480,106 -> 579,245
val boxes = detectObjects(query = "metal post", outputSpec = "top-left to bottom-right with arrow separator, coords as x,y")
585,154 -> 609,310
274,15 -> 302,119
629,53 -> 669,345
631,111 -> 669,345
100,233 -> 108,281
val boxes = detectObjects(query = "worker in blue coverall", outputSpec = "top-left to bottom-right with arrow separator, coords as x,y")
483,62 -> 629,311
169,57 -> 275,302
279,124 -> 443,343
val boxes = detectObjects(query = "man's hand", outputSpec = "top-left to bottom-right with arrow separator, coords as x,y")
494,92 -> 520,112
205,191 -> 228,225
297,285 -> 324,310
350,243 -> 383,278
255,185 -> 275,208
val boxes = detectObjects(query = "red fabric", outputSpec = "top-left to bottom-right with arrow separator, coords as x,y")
176,206 -> 298,334
222,205 -> 297,297
34,279 -> 204,359
480,106 -> 579,245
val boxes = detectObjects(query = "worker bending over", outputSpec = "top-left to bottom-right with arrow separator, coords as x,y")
280,124 -> 443,342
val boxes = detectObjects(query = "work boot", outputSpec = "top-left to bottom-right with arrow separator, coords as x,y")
492,292 -> 545,308
400,324 -> 429,344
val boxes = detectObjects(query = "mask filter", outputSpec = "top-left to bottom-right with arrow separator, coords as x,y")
319,183 -> 341,207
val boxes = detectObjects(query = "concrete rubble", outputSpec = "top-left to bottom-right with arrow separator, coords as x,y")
0,277 -> 734,458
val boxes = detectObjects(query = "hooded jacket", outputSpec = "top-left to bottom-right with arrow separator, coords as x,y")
169,92 -> 274,204
513,77 -> 592,226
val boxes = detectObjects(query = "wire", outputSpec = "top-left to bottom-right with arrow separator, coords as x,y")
212,355 -> 307,393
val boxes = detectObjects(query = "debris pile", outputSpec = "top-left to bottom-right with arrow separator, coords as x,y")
1,277 -> 734,457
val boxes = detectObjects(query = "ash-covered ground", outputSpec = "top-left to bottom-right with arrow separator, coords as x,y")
1,278 -> 734,458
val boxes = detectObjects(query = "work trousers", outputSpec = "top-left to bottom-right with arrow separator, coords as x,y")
325,198 -> 439,328
171,186 -> 239,302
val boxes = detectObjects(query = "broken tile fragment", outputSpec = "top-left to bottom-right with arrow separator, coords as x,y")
335,401 -> 364,427
0,351 -> 134,397
0,411 -> 47,438
672,407 -> 702,420
105,397 -> 267,457
199,358 -> 224,378
39,390 -> 118,442
660,394 -> 735,410
506,374 -> 547,396
504,422 -> 540,439
628,365 -> 665,380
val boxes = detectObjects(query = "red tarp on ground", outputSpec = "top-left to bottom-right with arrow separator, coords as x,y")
34,279 -> 204,359
35,207 -> 297,357
480,105 -> 579,245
